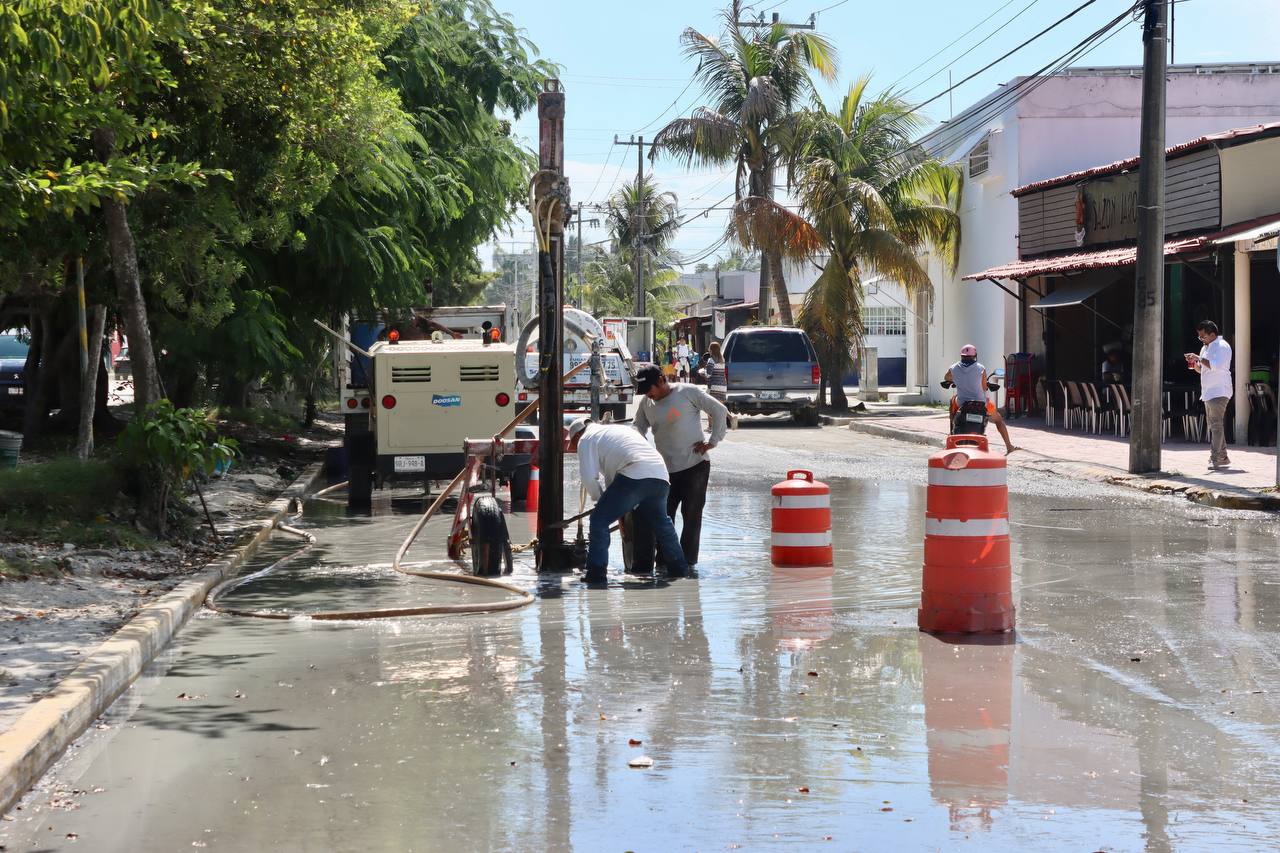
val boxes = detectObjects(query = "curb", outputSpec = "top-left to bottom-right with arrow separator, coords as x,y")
846,420 -> 1279,512
846,419 -> 946,448
0,462 -> 326,816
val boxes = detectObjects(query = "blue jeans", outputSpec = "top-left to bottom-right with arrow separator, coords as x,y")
589,475 -> 689,574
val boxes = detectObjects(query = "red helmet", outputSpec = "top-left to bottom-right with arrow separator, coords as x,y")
959,344 -> 977,357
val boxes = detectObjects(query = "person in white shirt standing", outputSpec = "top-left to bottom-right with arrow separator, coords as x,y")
567,418 -> 691,585
1186,320 -> 1234,469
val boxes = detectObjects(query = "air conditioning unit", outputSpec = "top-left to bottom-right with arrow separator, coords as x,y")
966,130 -> 1002,182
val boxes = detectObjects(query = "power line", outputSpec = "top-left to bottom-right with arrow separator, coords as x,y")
913,0 -> 1105,113
889,0 -> 1037,92
582,142 -> 617,205
635,76 -> 699,134
917,3 -> 1140,161
814,0 -> 853,14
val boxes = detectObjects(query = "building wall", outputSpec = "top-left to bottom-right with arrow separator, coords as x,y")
921,66 -> 1280,402
1220,135 -> 1280,223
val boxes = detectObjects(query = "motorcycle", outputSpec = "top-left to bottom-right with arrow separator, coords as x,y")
940,375 -> 1002,436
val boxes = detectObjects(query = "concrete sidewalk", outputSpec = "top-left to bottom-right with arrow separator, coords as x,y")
834,404 -> 1279,511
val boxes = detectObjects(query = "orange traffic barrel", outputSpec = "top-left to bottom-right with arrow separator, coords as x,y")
525,462 -> 540,512
918,435 -> 1014,634
771,470 -> 832,567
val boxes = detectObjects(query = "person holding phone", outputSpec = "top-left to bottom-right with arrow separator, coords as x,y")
1186,320 -> 1233,469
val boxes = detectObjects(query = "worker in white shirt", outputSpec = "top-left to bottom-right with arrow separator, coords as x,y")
1185,319 -> 1234,469
567,418 -> 691,585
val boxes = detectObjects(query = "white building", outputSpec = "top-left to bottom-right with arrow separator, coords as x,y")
899,62 -> 1280,402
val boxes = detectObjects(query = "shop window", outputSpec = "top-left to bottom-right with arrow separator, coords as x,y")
864,306 -> 907,336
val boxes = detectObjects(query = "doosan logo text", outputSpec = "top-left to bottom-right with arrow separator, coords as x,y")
432,394 -> 462,407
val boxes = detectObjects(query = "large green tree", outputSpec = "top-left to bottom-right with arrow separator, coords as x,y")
652,0 -> 835,325
0,0 -> 215,411
788,78 -> 961,410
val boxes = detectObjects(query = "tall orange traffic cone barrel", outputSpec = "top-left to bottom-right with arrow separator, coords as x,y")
526,462 -> 540,512
771,470 -> 832,567
918,435 -> 1014,633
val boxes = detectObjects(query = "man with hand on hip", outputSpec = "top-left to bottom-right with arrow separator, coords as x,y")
568,417 -> 690,585
630,363 -> 729,575
1186,320 -> 1234,469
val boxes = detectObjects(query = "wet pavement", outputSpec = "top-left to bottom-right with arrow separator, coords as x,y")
4,427 -> 1280,852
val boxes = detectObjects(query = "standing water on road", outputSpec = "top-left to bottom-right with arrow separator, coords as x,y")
4,461 -> 1280,852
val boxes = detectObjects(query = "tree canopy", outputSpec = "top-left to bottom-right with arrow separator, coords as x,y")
0,0 -> 556,421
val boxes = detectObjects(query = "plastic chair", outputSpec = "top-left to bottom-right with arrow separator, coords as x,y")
1079,382 -> 1104,434
1043,379 -> 1066,428
1112,384 -> 1132,437
1063,381 -> 1085,431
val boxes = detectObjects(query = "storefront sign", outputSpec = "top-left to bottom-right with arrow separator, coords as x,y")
1077,173 -> 1140,247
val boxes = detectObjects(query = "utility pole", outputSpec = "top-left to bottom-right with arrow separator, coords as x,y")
534,78 -> 572,571
1129,0 -> 1168,474
614,135 -> 647,316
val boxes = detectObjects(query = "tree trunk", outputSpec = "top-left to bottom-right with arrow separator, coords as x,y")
769,249 -> 793,325
21,310 -> 48,439
93,127 -> 162,411
829,357 -> 849,411
756,251 -> 771,324
76,305 -> 107,460
818,372 -> 828,409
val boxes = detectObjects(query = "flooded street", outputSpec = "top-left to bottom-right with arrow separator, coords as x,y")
4,429 -> 1280,852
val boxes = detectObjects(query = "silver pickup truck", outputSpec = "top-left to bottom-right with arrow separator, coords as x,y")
708,326 -> 822,426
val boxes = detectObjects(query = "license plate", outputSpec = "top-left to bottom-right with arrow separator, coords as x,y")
759,390 -> 782,400
965,413 -> 985,424
393,455 -> 426,473
568,390 -> 590,402
7,387 -> 21,395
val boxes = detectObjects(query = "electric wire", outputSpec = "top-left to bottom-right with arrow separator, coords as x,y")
901,0 -> 1046,96
912,0 -> 1106,112
888,0 -> 1025,91
915,3 -> 1140,161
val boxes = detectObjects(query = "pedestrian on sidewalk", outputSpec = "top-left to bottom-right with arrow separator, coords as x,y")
944,345 -> 1020,455
567,418 -> 691,585
1186,320 -> 1234,469
630,363 -> 730,574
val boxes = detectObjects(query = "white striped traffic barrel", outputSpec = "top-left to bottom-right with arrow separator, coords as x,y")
771,470 -> 833,567
918,435 -> 1014,633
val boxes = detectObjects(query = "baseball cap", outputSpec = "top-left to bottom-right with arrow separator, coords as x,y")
566,417 -> 591,440
959,344 -> 977,357
634,363 -> 664,394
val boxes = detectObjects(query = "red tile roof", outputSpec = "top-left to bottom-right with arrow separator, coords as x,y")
1011,122 -> 1280,198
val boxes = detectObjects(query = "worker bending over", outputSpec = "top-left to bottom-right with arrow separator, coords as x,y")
631,363 -> 729,573
567,418 -> 690,585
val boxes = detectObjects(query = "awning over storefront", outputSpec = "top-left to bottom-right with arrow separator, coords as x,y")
1029,278 -> 1114,310
962,211 -> 1280,281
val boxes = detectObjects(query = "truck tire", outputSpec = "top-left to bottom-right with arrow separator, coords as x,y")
470,494 -> 513,576
347,432 -> 375,508
793,405 -> 820,427
609,402 -> 628,421
509,462 -> 531,504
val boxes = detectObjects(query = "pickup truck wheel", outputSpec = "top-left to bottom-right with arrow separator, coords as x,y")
609,403 -> 628,421
794,405 -> 820,427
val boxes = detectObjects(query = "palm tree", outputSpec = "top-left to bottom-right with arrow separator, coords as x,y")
652,0 -> 836,325
603,175 -> 682,277
789,77 -> 961,410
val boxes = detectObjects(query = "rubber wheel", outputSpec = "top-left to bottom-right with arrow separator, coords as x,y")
347,432 -> 375,508
609,403 -> 628,421
470,494 -> 513,577
509,463 -> 531,504
794,405 -> 819,427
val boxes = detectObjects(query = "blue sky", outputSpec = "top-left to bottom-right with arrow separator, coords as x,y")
483,0 -> 1280,269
